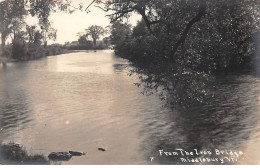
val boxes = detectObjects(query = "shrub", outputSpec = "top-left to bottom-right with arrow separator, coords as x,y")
2,45 -> 12,58
12,41 -> 28,60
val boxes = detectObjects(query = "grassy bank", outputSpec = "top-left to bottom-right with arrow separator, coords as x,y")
0,143 -> 49,165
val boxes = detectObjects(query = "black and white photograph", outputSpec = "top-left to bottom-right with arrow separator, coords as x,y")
0,0 -> 260,165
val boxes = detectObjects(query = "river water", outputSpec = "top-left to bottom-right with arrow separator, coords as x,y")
0,50 -> 260,165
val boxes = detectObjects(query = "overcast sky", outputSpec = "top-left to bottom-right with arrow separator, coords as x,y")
25,0 -> 141,44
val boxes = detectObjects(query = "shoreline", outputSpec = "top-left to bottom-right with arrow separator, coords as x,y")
0,49 -> 79,64
0,142 -> 49,165
0,49 -> 112,64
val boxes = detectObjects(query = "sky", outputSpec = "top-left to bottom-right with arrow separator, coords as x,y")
25,0 -> 141,44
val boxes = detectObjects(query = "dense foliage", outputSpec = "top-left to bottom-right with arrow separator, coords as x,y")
108,0 -> 260,107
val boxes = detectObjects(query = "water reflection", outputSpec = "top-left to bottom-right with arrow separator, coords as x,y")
0,51 -> 145,164
139,74 -> 260,164
47,50 -> 125,74
0,51 -> 260,165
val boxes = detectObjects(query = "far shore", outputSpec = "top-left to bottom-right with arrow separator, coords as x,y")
0,49 -> 79,64
0,49 -> 114,64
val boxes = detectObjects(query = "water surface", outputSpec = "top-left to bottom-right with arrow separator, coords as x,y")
0,50 -> 260,164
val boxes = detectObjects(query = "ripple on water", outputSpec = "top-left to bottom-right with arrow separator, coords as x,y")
1,51 -> 260,164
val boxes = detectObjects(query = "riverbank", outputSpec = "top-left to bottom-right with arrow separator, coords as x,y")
0,43 -> 83,63
0,142 -> 49,165
0,49 -> 79,64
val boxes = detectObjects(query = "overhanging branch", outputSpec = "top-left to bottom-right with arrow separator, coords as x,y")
85,0 -> 96,11
94,1 -> 161,35
171,0 -> 207,57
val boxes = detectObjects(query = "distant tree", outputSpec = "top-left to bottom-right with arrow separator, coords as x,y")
40,24 -> 57,47
103,37 -> 110,47
28,0 -> 98,47
78,35 -> 92,49
85,25 -> 106,46
78,36 -> 87,46
77,32 -> 85,38
64,41 -> 70,46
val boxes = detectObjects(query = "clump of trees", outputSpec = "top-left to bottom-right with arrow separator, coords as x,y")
0,0 -> 76,61
0,0 -> 27,57
74,25 -> 109,50
104,0 -> 260,107
77,35 -> 93,50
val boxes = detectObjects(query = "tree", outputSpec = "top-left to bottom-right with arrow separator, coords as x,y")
29,0 -> 56,24
103,37 -> 110,47
107,0 -> 260,107
78,36 -> 88,46
34,30 -> 43,46
110,22 -> 131,43
94,0 -> 160,33
26,25 -> 37,44
85,25 -> 106,46
110,21 -> 131,54
78,35 -> 92,49
94,0 -> 207,56
25,25 -> 43,46
28,0 -> 97,47
40,23 -> 57,47
0,0 -> 27,54
9,18 -> 26,44
29,0 -> 61,47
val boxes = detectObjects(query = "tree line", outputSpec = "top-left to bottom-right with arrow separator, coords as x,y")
0,0 -> 111,57
70,25 -> 110,50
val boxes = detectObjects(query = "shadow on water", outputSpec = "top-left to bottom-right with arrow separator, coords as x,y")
0,51 -> 259,165
0,63 -> 33,140
138,74 -> 260,165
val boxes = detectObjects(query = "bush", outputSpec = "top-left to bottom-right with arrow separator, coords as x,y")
45,45 -> 64,56
92,42 -> 105,50
68,45 -> 79,50
12,41 -> 28,60
2,45 -> 12,58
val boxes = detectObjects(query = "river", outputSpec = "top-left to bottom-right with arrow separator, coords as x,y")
0,50 -> 260,165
